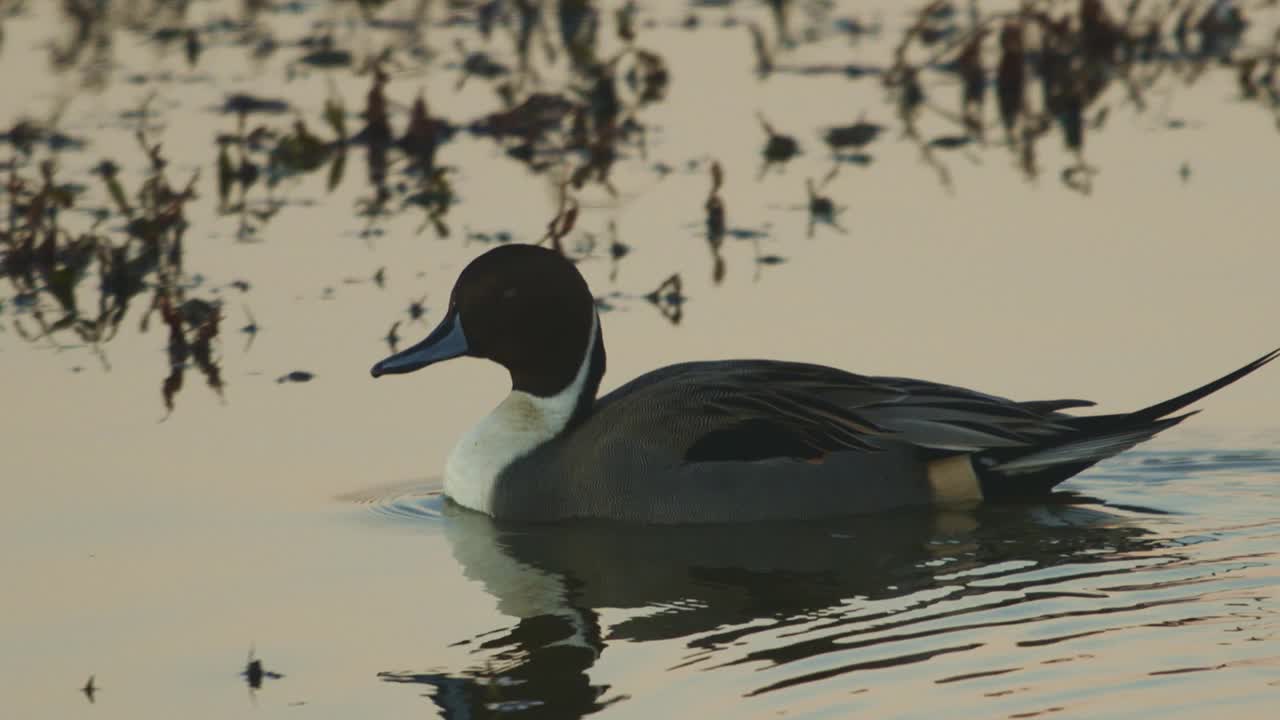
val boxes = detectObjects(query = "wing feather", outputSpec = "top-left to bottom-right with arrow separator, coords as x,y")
591,360 -> 1092,460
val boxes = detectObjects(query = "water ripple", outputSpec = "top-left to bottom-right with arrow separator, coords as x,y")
339,478 -> 446,523
369,450 -> 1280,717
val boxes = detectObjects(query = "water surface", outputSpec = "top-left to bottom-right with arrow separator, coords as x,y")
2,1 -> 1279,717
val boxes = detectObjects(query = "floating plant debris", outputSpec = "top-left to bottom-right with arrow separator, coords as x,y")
159,295 -> 225,414
221,94 -> 290,116
539,184 -> 579,257
805,168 -> 846,238
276,370 -> 314,384
406,295 -> 428,323
297,45 -> 352,70
927,135 -> 973,151
607,221 -> 629,283
758,113 -> 801,176
80,675 -> 96,704
823,120 -> 883,155
384,321 -> 401,353
645,273 -> 685,326
238,307 -> 259,352
704,161 -> 727,285
242,647 -> 284,690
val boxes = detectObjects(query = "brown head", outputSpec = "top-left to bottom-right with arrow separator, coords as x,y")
371,244 -> 604,399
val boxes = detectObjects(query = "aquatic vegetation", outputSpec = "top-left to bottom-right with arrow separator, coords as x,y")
406,294 -> 428,323
823,118 -> 883,156
276,370 -> 314,384
804,167 -> 845,239
879,0 -> 1280,191
538,181 -> 580,256
80,675 -> 96,704
242,646 -> 283,690
2,0 -> 1278,412
383,319 -> 400,352
644,272 -> 685,326
704,160 -> 727,284
758,113 -> 801,176
238,306 -> 259,351
1,125 -> 222,412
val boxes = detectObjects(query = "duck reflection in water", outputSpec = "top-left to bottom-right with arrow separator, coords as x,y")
379,499 -> 1167,718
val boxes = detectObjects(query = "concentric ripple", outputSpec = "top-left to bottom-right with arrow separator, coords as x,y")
339,478 -> 447,522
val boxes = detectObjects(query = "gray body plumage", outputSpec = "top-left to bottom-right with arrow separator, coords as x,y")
497,437 -> 933,523
491,359 -> 1080,523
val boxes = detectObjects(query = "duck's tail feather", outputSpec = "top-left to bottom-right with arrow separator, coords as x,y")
987,412 -> 1195,475
974,347 -> 1279,499
1125,346 -> 1280,424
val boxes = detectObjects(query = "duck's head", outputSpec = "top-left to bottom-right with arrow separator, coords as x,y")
371,244 -> 603,398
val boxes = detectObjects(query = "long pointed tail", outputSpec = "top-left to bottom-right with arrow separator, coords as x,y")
976,347 -> 1280,499
1123,347 -> 1280,424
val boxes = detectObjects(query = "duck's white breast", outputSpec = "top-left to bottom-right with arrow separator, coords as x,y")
444,313 -> 599,515
445,393 -> 559,513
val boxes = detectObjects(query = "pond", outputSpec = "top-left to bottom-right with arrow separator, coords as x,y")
2,0 -> 1278,717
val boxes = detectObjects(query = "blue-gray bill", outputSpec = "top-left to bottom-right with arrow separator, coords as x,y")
371,313 -> 469,377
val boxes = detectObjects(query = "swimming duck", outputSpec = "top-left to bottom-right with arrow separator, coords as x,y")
371,244 -> 1276,523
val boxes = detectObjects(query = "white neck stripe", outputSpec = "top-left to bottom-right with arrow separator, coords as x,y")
443,311 -> 599,514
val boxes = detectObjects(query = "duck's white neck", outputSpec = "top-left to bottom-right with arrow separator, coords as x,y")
444,312 -> 599,515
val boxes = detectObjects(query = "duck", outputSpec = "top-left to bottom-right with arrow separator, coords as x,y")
371,244 -> 1277,524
